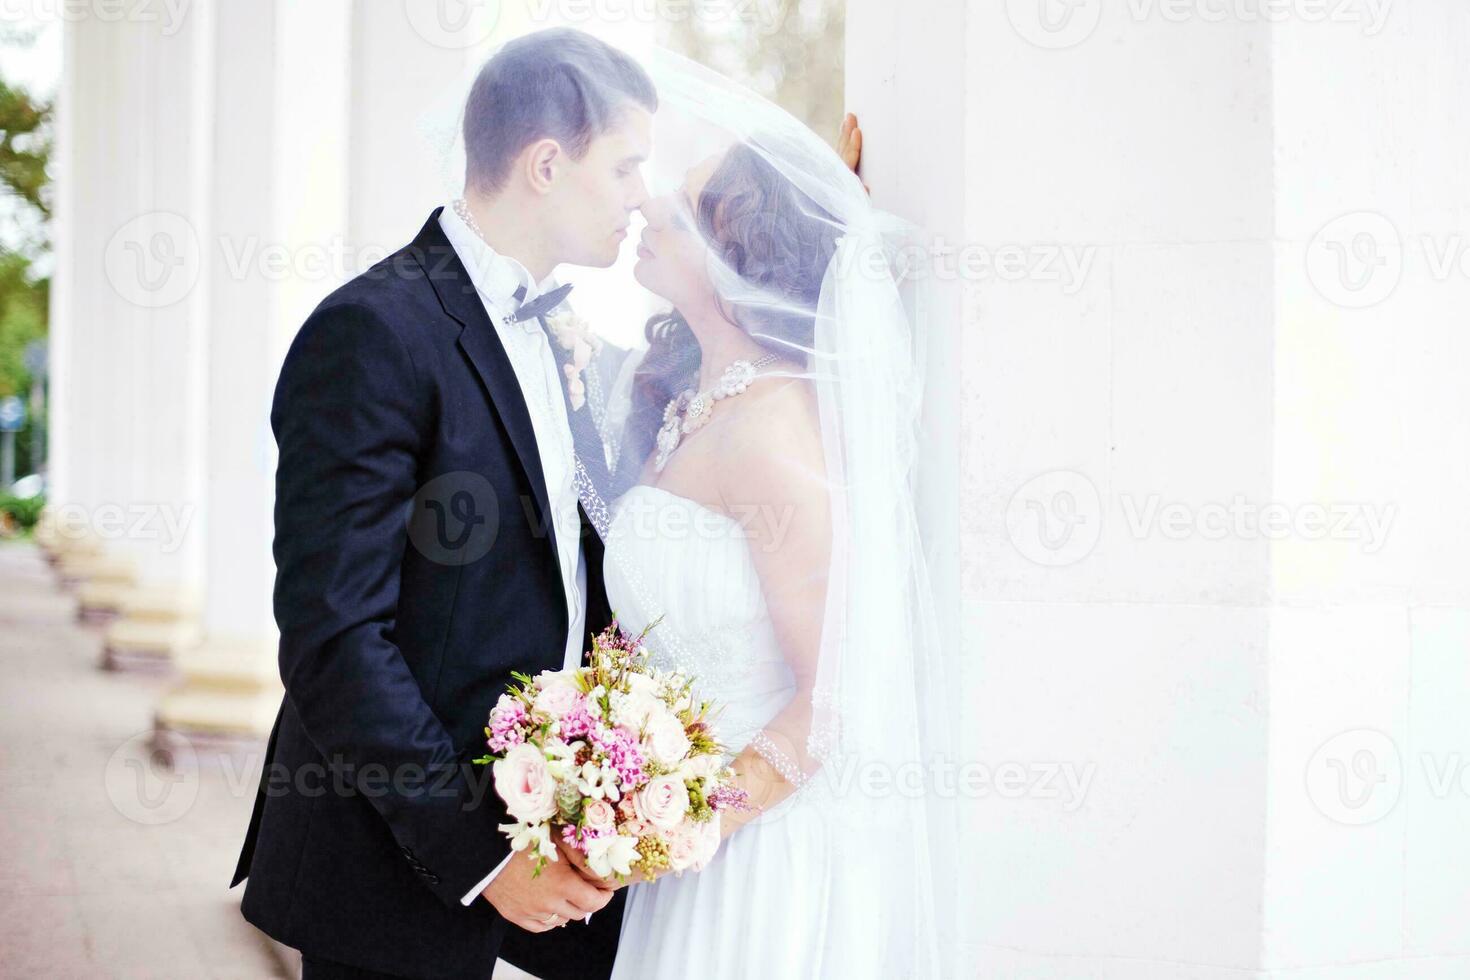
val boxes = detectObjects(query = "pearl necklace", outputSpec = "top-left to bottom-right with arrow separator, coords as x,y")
654,354 -> 779,473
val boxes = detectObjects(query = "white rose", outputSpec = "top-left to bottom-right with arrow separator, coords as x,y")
643,710 -> 692,767
493,743 -> 558,824
679,752 -> 723,781
635,774 -> 690,830
611,689 -> 662,730
624,672 -> 661,698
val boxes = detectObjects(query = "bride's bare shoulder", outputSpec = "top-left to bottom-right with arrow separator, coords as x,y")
712,369 -> 826,497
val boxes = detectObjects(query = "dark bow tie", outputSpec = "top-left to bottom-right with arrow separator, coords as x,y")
506,282 -> 574,325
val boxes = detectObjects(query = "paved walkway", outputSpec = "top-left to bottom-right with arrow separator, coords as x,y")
0,541 -> 541,979
0,541 -> 286,978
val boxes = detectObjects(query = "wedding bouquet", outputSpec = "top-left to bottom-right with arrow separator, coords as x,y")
475,618 -> 751,882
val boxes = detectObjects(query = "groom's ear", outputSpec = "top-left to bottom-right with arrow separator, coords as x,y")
525,138 -> 565,195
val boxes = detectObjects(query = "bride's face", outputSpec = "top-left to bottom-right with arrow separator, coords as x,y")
632,152 -> 725,310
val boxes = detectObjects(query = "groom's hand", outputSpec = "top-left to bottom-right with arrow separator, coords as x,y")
556,838 -> 627,891
557,839 -> 677,890
481,851 -> 614,932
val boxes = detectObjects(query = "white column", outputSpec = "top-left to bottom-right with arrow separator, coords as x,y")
156,0 -> 354,743
348,1 -> 482,257
39,16 -> 79,560
49,20 -> 145,597
1262,10 -> 1470,975
156,0 -> 279,738
98,8 -> 210,665
42,16 -> 76,523
850,4 -> 1470,977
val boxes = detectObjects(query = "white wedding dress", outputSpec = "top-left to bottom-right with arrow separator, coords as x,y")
602,484 -> 844,980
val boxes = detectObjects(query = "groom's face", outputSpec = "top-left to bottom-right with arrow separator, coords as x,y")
543,106 -> 652,268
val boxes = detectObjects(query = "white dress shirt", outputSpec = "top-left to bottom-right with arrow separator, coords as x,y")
439,205 -> 588,905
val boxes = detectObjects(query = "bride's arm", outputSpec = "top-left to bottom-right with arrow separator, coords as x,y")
551,383 -> 828,888
712,381 -> 833,837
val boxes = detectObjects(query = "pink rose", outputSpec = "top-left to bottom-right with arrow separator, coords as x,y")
493,743 -> 557,824
665,822 -> 699,872
691,812 -> 722,871
533,673 -> 582,719
618,796 -> 651,837
634,774 -> 690,831
583,798 -> 616,833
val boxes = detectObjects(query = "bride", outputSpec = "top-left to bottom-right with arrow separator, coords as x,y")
558,47 -> 956,980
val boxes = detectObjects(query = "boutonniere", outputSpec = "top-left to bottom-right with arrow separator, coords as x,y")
544,310 -> 603,411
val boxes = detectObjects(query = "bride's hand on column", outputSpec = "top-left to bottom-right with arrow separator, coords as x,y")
838,112 -> 869,195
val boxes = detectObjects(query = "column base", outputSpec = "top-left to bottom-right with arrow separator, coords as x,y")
101,623 -> 197,672
150,720 -> 271,772
152,637 -> 283,765
76,580 -> 132,626
56,550 -> 135,593
101,586 -> 203,673
34,511 -> 94,564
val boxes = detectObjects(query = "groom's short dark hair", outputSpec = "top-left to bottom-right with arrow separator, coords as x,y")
463,28 -> 657,193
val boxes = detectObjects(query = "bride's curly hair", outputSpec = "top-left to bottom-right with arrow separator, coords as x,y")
616,143 -> 839,488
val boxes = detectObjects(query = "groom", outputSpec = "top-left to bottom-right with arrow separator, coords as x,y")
231,30 -> 654,980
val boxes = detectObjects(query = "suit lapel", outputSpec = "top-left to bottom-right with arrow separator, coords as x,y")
408,208 -> 556,547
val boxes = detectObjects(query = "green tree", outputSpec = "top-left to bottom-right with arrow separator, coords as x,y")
0,250 -> 46,398
0,62 -> 52,481
0,76 -> 52,222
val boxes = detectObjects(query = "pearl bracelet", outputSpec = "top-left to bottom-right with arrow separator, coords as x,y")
750,731 -> 809,788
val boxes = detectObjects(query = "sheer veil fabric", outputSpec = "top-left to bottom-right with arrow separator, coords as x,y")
438,34 -> 958,976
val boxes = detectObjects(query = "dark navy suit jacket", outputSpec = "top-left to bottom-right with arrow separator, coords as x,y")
231,210 -> 622,979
